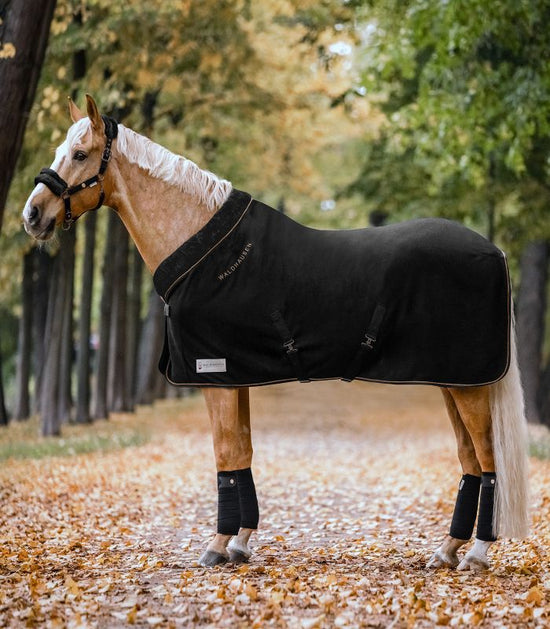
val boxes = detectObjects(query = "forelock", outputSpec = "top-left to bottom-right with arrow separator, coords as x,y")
66,118 -> 92,146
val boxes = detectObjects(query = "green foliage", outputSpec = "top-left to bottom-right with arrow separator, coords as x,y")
529,425 -> 550,461
352,0 -> 550,249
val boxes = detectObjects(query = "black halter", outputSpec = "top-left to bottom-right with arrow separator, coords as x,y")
35,115 -> 118,230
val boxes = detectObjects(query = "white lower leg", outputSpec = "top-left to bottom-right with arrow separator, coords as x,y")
228,527 -> 254,559
427,535 -> 468,568
457,538 -> 493,571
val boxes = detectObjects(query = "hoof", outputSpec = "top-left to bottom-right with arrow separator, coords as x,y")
427,550 -> 459,569
228,549 -> 250,564
198,550 -> 229,568
457,555 -> 489,572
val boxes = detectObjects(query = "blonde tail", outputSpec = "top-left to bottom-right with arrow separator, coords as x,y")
490,307 -> 530,538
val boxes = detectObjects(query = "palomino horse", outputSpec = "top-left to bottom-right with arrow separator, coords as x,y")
23,96 -> 529,571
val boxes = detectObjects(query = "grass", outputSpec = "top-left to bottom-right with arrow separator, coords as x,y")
0,429 -> 149,462
0,411 -> 152,463
528,424 -> 550,461
0,393 -> 201,463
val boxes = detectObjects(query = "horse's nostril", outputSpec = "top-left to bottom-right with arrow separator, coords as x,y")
28,205 -> 40,225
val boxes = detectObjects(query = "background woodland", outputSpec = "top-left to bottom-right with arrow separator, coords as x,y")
1,0 -> 550,435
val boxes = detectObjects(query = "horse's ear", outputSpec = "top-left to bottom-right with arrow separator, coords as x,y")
85,94 -> 103,132
68,97 -> 84,123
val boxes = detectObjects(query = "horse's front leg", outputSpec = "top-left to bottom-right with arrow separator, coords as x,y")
199,387 -> 259,567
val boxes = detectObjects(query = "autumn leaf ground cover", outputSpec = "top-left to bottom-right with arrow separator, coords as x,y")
0,382 -> 549,628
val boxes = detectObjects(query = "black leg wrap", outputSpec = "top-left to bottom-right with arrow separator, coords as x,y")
236,468 -> 259,529
217,472 -> 240,535
476,472 -> 497,542
449,474 -> 481,540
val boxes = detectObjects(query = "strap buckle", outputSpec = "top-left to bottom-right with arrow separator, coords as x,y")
101,146 -> 112,163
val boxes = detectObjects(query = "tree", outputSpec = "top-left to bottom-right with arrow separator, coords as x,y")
136,287 -> 165,406
108,217 -> 131,412
75,212 -> 97,423
354,0 -> 550,423
40,231 -> 73,436
13,248 -> 34,420
0,0 -> 57,231
93,210 -> 117,420
0,0 -> 57,425
126,243 -> 143,408
57,226 -> 76,424
32,249 -> 53,413
517,242 -> 548,423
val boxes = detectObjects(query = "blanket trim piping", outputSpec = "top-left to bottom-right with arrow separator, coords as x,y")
158,201 -> 512,389
162,196 -> 253,301
161,252 -> 512,388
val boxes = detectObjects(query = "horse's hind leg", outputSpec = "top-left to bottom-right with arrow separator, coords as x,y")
199,387 -> 259,567
448,386 -> 497,571
428,387 -> 497,571
427,389 -> 481,568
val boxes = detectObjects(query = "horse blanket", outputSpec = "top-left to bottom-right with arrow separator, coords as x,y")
153,189 -> 510,388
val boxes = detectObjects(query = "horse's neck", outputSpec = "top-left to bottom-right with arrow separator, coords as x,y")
107,149 -> 224,273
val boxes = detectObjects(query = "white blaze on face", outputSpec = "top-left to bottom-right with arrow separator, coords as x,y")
22,118 -> 91,226
22,140 -> 69,227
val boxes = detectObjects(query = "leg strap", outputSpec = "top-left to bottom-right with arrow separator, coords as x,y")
449,474 -> 481,540
476,472 -> 497,541
217,468 -> 259,535
342,303 -> 386,382
236,468 -> 259,529
270,310 -> 310,383
217,471 -> 240,535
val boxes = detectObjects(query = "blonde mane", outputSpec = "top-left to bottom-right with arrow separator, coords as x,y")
115,124 -> 232,212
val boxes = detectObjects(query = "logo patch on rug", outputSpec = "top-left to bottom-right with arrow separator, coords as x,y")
196,358 -> 227,373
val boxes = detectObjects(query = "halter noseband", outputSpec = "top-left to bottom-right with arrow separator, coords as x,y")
34,115 -> 118,230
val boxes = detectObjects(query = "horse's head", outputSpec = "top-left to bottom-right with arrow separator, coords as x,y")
23,94 -> 117,240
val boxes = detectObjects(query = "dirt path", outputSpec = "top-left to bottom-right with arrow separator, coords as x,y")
0,382 -> 548,627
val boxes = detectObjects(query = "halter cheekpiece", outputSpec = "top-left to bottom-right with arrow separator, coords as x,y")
34,115 -> 118,230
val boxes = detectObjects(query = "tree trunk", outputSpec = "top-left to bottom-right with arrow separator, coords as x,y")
57,226 -> 76,423
93,210 -> 117,419
538,359 -> 550,427
136,286 -> 165,406
14,249 -> 34,420
0,0 -> 57,228
32,248 -> 53,412
516,240 -> 548,423
76,212 -> 97,423
0,346 -> 7,425
126,244 -> 143,407
40,231 -> 75,437
108,217 -> 131,412
0,0 -> 56,429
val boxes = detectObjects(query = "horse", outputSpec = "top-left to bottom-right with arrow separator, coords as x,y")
22,95 -> 529,571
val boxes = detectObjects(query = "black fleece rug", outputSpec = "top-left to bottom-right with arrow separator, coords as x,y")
153,189 -> 510,388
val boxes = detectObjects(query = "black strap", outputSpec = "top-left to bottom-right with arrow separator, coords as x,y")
33,114 -> 118,229
342,303 -> 386,382
34,168 -> 68,196
270,310 -> 310,383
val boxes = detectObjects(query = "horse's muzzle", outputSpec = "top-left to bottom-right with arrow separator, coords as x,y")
22,204 -> 56,240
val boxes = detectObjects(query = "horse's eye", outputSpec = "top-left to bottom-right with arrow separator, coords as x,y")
73,150 -> 87,161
